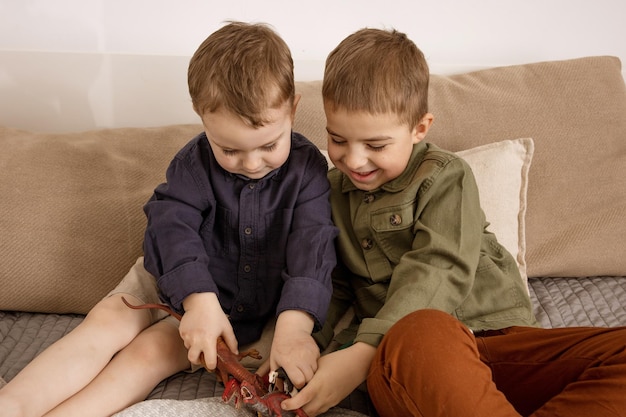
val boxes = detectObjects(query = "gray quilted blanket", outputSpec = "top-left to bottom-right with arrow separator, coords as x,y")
2,276 -> 626,416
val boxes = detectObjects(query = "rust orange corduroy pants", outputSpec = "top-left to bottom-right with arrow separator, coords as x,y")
367,309 -> 626,417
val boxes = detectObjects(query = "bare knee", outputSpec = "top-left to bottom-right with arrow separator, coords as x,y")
81,294 -> 151,340
86,294 -> 149,322
119,324 -> 189,377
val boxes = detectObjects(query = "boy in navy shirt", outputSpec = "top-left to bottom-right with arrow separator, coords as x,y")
0,21 -> 337,417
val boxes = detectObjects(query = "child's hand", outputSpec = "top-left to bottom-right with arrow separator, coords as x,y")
281,342 -> 376,416
270,310 -> 319,389
179,292 -> 237,369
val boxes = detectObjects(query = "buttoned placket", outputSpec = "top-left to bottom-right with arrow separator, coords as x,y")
354,191 -> 393,281
233,180 -> 261,316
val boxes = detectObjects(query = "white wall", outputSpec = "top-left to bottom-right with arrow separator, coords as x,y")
1,0 -> 625,132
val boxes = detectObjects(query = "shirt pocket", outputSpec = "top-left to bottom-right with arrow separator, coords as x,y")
371,202 -> 416,264
200,204 -> 233,256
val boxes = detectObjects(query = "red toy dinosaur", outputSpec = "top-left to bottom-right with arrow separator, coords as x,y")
121,297 -> 308,417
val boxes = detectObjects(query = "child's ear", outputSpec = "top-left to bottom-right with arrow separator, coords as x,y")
412,113 -> 434,143
290,94 -> 302,120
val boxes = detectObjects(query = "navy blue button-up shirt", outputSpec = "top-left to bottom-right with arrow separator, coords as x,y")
143,132 -> 337,344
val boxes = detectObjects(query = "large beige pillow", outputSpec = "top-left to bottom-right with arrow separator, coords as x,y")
321,137 -> 534,286
0,124 -> 202,314
426,56 -> 626,277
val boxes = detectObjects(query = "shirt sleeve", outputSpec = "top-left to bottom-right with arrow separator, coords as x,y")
312,260 -> 357,349
143,144 -> 218,314
355,156 -> 484,346
275,146 -> 338,330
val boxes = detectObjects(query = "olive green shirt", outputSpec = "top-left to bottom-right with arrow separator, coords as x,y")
317,142 -> 539,348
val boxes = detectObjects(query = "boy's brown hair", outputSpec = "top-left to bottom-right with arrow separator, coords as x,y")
323,28 -> 429,128
188,21 -> 295,127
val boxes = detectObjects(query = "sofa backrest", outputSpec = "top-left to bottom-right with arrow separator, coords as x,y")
1,56 -> 625,314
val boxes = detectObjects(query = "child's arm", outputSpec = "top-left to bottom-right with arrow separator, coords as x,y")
143,138 -> 222,316
270,309 -> 319,389
281,341 -> 377,417
180,292 -> 238,369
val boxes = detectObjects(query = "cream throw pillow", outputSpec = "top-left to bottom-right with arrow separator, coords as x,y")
321,137 -> 534,285
457,138 -> 533,284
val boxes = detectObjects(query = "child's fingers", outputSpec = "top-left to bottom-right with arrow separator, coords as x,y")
281,385 -> 323,416
293,365 -> 313,389
282,359 -> 316,389
281,388 -> 309,410
221,328 -> 239,355
285,367 -> 306,390
255,359 -> 271,376
203,346 -> 218,369
271,345 -> 318,388
186,337 -> 218,369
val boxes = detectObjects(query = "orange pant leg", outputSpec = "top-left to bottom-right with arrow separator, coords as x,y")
478,324 -> 626,417
367,309 -> 520,417
367,309 -> 626,417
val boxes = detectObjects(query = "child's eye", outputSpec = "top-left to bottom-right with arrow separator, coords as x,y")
368,144 -> 386,152
222,149 -> 238,156
263,143 -> 277,152
330,136 -> 346,145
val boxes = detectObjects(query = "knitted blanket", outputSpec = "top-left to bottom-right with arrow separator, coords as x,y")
113,397 -> 368,417
0,375 -> 365,417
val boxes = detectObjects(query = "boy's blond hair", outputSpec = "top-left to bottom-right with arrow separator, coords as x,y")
188,21 -> 295,127
323,28 -> 429,128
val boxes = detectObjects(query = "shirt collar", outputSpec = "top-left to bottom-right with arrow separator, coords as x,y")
223,165 -> 282,184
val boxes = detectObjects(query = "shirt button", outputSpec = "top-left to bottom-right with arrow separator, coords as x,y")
363,194 -> 375,204
248,183 -> 256,190
361,238 -> 374,250
244,227 -> 252,235
243,264 -> 251,272
389,214 -> 402,226
237,305 -> 245,313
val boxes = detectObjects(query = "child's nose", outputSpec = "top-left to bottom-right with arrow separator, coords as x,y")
344,148 -> 367,170
243,153 -> 262,171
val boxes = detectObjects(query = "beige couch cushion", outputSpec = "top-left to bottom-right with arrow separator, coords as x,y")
426,56 -> 626,277
297,56 -> 626,278
0,124 -> 201,314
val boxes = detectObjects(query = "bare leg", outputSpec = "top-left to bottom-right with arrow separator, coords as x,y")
45,318 -> 189,417
0,294 -> 152,417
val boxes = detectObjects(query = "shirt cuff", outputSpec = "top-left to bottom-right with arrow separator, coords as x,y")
276,276 -> 332,330
156,261 -> 218,313
353,317 -> 393,347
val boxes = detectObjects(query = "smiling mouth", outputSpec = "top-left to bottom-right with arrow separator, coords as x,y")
350,169 -> 377,181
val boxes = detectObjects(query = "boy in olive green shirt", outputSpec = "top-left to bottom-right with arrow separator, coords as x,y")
283,28 -> 626,417
317,140 -> 536,348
